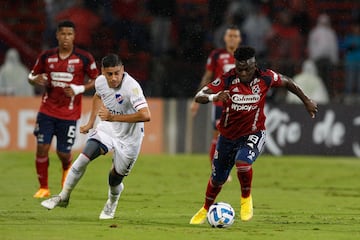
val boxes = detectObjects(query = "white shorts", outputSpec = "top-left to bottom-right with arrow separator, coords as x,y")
89,126 -> 143,176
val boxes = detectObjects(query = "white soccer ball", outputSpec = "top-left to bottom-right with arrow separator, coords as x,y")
207,202 -> 235,228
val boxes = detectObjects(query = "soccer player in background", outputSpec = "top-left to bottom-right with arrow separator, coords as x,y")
189,46 -> 318,224
190,25 -> 241,172
41,54 -> 151,220
28,20 -> 99,198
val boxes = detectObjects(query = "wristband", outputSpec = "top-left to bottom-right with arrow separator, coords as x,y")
70,84 -> 85,95
28,72 -> 37,82
208,94 -> 216,102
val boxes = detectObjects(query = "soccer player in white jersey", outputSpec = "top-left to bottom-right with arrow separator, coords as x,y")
41,54 -> 151,219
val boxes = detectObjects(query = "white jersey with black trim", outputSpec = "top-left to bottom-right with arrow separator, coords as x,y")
94,72 -> 148,143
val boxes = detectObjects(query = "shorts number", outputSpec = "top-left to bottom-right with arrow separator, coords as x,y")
67,125 -> 76,144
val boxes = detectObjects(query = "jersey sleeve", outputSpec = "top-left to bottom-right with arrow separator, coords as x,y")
85,53 -> 99,80
31,52 -> 46,75
205,50 -> 217,72
269,70 -> 283,87
130,82 -> 148,111
206,76 -> 225,93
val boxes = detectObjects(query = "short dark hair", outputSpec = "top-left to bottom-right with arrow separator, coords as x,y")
226,24 -> 240,32
57,20 -> 75,31
101,54 -> 123,68
234,46 -> 256,61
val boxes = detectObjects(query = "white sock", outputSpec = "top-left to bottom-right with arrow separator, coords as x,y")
59,153 -> 90,200
109,183 -> 124,203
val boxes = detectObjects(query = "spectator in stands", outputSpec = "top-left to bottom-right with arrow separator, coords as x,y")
111,0 -> 150,52
0,48 -> 33,96
148,0 -> 176,56
267,10 -> 303,76
308,14 -> 339,97
241,5 -> 271,64
55,0 -> 101,50
286,59 -> 329,104
343,21 -> 360,103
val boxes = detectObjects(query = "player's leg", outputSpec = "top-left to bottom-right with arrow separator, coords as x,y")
190,135 -> 236,224
99,140 -> 141,219
235,130 -> 266,221
41,138 -> 109,210
33,113 -> 55,198
55,119 -> 77,187
209,105 -> 222,166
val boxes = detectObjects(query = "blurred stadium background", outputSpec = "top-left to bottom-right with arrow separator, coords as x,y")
0,0 -> 360,156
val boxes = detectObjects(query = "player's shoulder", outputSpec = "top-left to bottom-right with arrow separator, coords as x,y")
38,48 -> 58,60
95,75 -> 107,88
222,68 -> 237,86
256,68 -> 281,86
72,47 -> 95,61
209,48 -> 227,59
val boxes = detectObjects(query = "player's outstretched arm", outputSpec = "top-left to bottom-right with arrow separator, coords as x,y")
190,70 -> 214,116
80,93 -> 102,133
98,106 -> 151,123
194,86 -> 230,104
280,75 -> 318,118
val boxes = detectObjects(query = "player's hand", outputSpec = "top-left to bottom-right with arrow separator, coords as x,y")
190,101 -> 199,117
80,124 -> 93,134
304,99 -> 318,118
64,86 -> 75,97
98,106 -> 113,121
31,73 -> 48,86
214,90 -> 230,102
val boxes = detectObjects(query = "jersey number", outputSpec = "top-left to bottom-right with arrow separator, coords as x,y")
67,125 -> 76,144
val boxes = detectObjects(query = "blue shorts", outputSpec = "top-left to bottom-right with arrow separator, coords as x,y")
211,105 -> 223,130
211,131 -> 266,183
33,112 -> 77,153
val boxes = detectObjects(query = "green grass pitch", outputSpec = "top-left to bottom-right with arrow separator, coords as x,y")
1,151 -> 360,240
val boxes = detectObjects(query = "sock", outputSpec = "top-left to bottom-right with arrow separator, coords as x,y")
35,156 -> 49,189
236,163 -> 253,198
59,153 -> 90,200
204,179 -> 222,210
209,138 -> 217,166
109,183 -> 124,203
61,154 -> 72,171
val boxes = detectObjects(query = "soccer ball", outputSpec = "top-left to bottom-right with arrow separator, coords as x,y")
207,202 -> 235,228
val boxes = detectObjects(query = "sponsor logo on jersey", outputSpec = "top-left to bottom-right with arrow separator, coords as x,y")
270,70 -> 279,81
232,78 -> 240,84
90,62 -> 97,70
67,65 -> 75,73
231,103 -> 258,111
48,57 -> 58,63
219,53 -> 230,59
50,72 -> 73,82
232,87 -> 240,92
132,88 -> 139,96
68,59 -> 80,64
231,94 -> 260,104
211,78 -> 221,86
115,93 -> 124,104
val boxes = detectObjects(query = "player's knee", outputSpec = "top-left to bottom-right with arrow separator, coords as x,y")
108,168 -> 124,187
36,144 -> 50,157
83,139 -> 108,161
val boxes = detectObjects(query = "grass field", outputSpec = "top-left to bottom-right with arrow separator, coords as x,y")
0,151 -> 360,240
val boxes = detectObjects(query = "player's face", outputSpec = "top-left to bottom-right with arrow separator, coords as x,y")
224,29 -> 241,50
56,27 -> 75,50
235,60 -> 256,83
102,65 -> 124,88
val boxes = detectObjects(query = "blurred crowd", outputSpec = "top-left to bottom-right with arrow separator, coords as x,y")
1,0 -> 360,104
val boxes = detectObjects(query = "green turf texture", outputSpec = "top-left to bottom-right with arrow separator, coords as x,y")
0,151 -> 360,240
